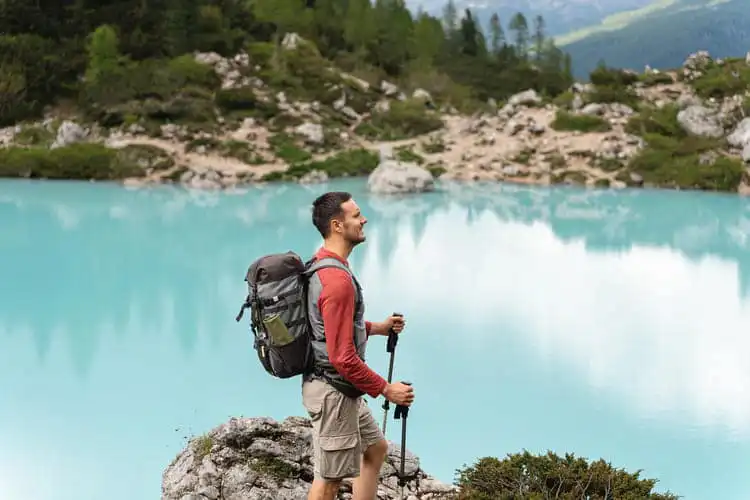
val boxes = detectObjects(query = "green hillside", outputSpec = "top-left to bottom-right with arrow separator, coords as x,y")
558,0 -> 750,78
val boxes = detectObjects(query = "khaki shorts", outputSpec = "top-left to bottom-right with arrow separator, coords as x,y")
302,378 -> 385,480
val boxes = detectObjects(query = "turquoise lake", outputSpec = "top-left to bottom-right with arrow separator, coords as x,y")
1,178 -> 749,500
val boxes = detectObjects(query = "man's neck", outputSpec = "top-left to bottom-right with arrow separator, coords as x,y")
323,239 -> 352,262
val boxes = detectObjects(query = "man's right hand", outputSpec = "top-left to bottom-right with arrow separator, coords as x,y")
383,382 -> 414,406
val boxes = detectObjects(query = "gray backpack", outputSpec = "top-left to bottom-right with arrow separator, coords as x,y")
235,251 -> 346,379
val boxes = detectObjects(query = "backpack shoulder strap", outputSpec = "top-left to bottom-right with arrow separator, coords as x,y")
305,257 -> 352,276
304,257 -> 362,306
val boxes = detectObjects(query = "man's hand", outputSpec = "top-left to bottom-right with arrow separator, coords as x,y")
371,314 -> 406,336
383,382 -> 414,406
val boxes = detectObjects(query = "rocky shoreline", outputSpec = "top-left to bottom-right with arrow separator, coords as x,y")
2,44 -> 750,194
162,416 -> 458,500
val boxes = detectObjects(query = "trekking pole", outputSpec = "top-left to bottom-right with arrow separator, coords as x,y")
381,312 -> 403,435
394,381 -> 412,500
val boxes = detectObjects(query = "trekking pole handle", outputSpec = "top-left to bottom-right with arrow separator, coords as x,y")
394,381 -> 412,419
387,312 -> 402,353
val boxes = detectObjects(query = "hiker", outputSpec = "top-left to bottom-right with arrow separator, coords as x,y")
303,191 -> 415,500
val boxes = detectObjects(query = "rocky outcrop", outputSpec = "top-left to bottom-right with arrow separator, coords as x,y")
162,416 -> 458,500
368,147 -> 435,194
677,105 -> 724,138
728,118 -> 750,163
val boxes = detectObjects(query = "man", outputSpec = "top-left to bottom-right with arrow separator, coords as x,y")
303,191 -> 415,500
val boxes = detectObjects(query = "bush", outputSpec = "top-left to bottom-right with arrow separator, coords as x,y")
550,110 -> 611,132
691,61 -> 750,99
355,100 -> 443,140
263,148 -> 378,181
639,72 -> 674,87
215,87 -> 279,121
624,104 -> 683,137
455,451 -> 679,499
589,64 -> 640,87
623,103 -> 744,191
0,143 -> 145,180
627,147 -> 744,191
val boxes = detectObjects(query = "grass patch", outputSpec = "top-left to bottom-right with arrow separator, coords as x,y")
622,103 -> 744,191
395,146 -> 424,164
639,72 -> 674,87
13,124 -> 56,146
249,455 -> 296,483
0,143 -> 146,179
550,111 -> 611,133
354,100 -> 443,141
268,132 -> 312,164
691,59 -> 750,99
262,148 -> 378,181
193,435 -> 213,460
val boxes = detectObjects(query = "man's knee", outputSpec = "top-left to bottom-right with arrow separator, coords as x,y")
364,438 -> 388,464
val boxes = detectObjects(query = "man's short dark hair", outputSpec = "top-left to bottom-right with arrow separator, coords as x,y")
312,191 -> 352,238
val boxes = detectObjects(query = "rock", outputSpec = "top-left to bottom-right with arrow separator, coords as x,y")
745,51 -> 750,65
367,160 -> 435,195
508,89 -> 541,107
50,120 -> 87,149
581,103 -> 604,116
413,88 -> 434,107
282,32 -> 302,50
299,169 -> 328,184
676,94 -> 701,109
727,118 -> 750,149
294,122 -> 324,145
381,80 -> 399,96
571,94 -> 584,111
162,416 -> 457,500
676,105 -> 724,138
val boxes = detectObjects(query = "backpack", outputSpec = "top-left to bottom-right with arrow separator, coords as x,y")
234,251 -> 345,379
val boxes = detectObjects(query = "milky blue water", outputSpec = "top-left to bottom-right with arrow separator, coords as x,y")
2,178 -> 749,500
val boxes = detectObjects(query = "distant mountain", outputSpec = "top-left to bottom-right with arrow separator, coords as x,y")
407,0 -> 656,36
556,0 -> 750,78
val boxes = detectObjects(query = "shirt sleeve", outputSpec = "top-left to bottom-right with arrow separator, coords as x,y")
317,268 -> 387,398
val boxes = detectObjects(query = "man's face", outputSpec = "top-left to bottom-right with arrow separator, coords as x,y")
334,199 -> 367,245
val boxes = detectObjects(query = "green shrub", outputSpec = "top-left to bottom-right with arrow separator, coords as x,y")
691,61 -> 750,99
215,87 -> 279,121
624,104 -> 683,137
622,102 -> 743,191
586,84 -> 639,107
268,132 -> 312,164
550,110 -> 611,133
589,64 -> 640,87
355,100 -> 443,140
639,72 -> 674,87
628,148 -> 744,191
264,148 -> 378,181
455,451 -> 679,499
0,143 -> 144,179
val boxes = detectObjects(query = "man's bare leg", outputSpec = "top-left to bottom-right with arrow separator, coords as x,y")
352,439 -> 388,500
308,478 -> 342,500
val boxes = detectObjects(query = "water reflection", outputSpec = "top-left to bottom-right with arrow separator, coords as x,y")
1,179 -> 749,499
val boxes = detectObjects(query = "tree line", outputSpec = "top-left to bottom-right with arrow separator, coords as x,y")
0,0 -> 575,126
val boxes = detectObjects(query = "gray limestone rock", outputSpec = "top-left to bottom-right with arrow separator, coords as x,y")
162,416 -> 458,500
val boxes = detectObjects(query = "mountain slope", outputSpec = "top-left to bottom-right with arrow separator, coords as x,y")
409,0 -> 656,36
557,0 -> 750,78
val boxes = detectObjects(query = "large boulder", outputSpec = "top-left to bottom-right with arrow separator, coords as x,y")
676,105 -> 724,138
367,159 -> 435,195
162,416 -> 458,500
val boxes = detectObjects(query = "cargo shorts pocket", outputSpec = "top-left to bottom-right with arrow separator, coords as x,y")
318,432 -> 361,480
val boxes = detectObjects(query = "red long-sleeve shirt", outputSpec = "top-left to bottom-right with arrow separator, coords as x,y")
314,248 -> 387,398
